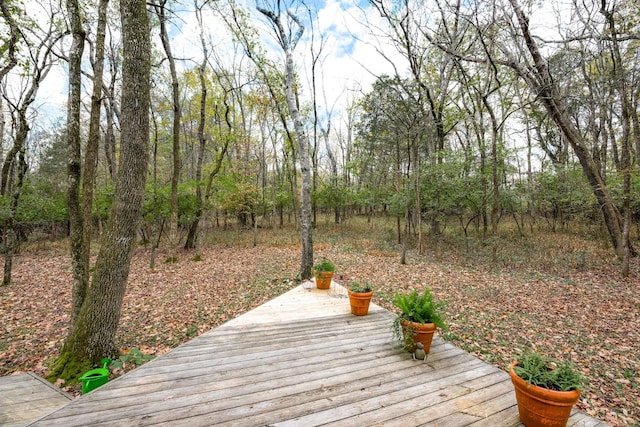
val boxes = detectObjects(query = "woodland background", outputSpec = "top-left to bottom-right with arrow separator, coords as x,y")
1,0 -> 640,425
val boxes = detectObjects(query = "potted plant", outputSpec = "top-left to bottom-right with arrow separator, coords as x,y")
313,259 -> 335,289
347,282 -> 373,316
392,287 -> 447,354
509,352 -> 587,427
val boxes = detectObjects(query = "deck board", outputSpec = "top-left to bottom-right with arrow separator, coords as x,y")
28,282 -> 607,426
0,373 -> 71,427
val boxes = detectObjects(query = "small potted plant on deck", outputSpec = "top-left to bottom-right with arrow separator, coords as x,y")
509,352 -> 587,427
392,287 -> 447,354
313,259 -> 335,289
347,282 -> 374,316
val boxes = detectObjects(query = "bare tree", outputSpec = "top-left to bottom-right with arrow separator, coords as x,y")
1,4 -> 60,286
368,0 -> 460,242
221,1 -> 301,231
600,1 -> 633,276
504,0 -> 629,260
0,0 -> 20,83
154,0 -> 181,263
184,2 -> 232,252
419,0 -> 633,263
256,0 -> 313,279
66,0 -> 110,325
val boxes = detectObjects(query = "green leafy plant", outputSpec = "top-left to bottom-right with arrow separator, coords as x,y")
313,259 -> 335,273
392,287 -> 447,328
349,281 -> 372,293
512,352 -> 587,392
109,348 -> 155,371
392,287 -> 448,351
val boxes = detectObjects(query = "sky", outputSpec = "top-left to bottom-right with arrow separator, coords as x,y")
13,0 -> 573,144
165,0 -> 403,127
24,0 -> 401,131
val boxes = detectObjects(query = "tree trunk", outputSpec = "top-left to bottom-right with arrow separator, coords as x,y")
48,0 -> 151,381
285,50 -> 313,279
482,95 -> 500,236
256,7 -> 312,279
81,0 -> 109,290
0,100 -> 4,165
2,149 -> 27,287
184,38 -> 208,251
156,0 -> 181,263
0,0 -> 19,83
508,0 -> 627,259
66,0 -> 87,325
324,127 -> 341,224
104,99 -> 118,183
601,4 -> 633,275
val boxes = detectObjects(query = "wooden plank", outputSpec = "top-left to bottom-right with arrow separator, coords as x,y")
28,283 -> 608,427
87,358 -> 483,426
466,405 -> 523,427
567,410 -> 611,427
421,412 -> 483,427
318,371 -> 513,427
0,373 -> 71,427
273,363 -> 501,427
459,386 -> 516,418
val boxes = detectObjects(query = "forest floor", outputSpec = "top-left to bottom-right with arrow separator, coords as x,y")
1,217 -> 639,426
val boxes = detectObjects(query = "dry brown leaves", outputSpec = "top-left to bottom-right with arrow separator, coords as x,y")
324,246 -> 639,426
1,229 -> 638,426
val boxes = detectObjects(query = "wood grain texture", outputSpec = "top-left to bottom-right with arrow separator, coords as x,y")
0,373 -> 71,427
26,283 -> 606,426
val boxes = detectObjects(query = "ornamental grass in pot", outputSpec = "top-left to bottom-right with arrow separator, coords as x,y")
509,352 -> 588,427
313,259 -> 335,289
347,282 -> 373,316
392,287 -> 447,353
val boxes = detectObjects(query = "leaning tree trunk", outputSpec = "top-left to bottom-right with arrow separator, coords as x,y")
508,0 -> 628,259
48,0 -> 151,382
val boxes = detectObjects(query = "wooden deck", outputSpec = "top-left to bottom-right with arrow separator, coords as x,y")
28,283 -> 607,426
0,372 -> 71,427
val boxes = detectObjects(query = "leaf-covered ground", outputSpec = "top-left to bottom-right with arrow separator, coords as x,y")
1,221 -> 638,425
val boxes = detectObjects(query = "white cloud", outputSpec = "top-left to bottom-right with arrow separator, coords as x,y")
294,0 -> 404,120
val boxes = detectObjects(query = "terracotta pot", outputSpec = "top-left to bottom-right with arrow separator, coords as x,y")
509,365 -> 580,427
348,290 -> 373,316
401,320 -> 436,353
314,271 -> 334,289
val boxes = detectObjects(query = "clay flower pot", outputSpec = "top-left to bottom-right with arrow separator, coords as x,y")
313,259 -> 335,289
348,289 -> 373,316
401,320 -> 436,353
509,365 -> 581,427
314,270 -> 334,289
